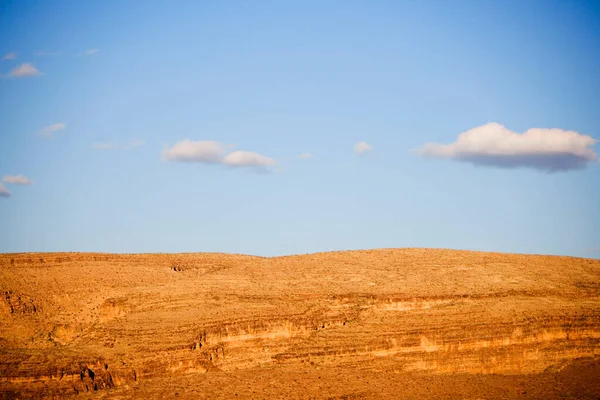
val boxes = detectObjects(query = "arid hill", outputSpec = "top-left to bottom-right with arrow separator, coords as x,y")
1,249 -> 599,399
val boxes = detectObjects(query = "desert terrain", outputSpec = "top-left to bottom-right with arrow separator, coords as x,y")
1,248 -> 599,399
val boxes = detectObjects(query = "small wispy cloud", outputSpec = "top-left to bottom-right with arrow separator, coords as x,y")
298,152 -> 313,159
2,52 -> 16,60
129,139 -> 145,148
84,48 -> 99,56
0,184 -> 11,198
416,122 -> 599,172
354,141 -> 373,155
3,63 -> 41,78
38,123 -> 66,138
34,50 -> 61,57
91,139 -> 145,150
162,139 -> 276,171
2,175 -> 32,185
92,142 -> 119,150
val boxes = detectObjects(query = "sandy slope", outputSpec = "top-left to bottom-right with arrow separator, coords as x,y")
1,248 -> 599,399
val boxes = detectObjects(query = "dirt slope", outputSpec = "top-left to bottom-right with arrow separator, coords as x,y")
1,248 -> 599,399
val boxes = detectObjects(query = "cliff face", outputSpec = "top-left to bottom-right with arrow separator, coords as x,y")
1,249 -> 599,399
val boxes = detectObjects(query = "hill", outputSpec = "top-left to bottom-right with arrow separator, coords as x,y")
1,249 -> 599,399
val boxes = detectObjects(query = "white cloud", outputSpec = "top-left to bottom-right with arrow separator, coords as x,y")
222,151 -> 276,167
416,122 -> 599,172
92,142 -> 119,150
163,140 -> 276,170
4,63 -> 41,77
34,51 -> 61,57
354,141 -> 373,155
162,140 -> 226,163
298,152 -> 313,159
38,123 -> 66,138
2,52 -> 16,60
84,48 -> 99,56
92,139 -> 145,150
129,139 -> 145,148
2,175 -> 32,185
0,184 -> 10,198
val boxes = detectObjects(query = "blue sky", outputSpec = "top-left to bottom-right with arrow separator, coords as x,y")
1,0 -> 599,257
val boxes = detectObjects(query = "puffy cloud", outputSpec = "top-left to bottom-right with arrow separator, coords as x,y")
38,123 -> 66,138
2,175 -> 32,185
5,63 -> 41,77
162,139 -> 276,170
162,140 -> 226,163
84,48 -> 99,56
222,151 -> 276,167
298,152 -> 313,159
354,141 -> 373,155
416,123 -> 598,172
0,184 -> 10,198
2,52 -> 16,60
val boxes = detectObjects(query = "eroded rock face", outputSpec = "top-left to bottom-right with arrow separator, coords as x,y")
0,249 -> 599,398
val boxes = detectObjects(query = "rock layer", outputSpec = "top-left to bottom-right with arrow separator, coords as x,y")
1,249 -> 599,398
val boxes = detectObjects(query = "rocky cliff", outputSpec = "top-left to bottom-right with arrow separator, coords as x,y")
1,249 -> 599,398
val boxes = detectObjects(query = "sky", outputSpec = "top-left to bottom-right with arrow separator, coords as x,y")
1,0 -> 599,258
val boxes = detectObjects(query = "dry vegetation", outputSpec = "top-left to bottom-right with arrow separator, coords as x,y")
1,248 -> 599,399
